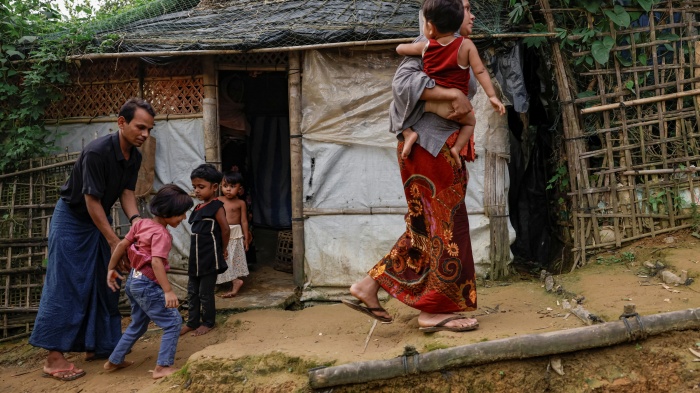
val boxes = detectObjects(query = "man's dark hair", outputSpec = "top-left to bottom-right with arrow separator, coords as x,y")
119,98 -> 156,123
149,184 -> 193,218
190,163 -> 223,184
222,171 -> 244,186
422,0 -> 464,34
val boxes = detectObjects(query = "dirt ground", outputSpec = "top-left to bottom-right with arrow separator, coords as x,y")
1,230 -> 700,392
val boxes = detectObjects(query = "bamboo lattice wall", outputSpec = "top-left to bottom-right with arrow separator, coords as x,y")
540,0 -> 700,267
0,57 -> 204,340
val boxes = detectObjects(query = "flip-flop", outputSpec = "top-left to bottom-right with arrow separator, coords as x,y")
419,315 -> 479,333
42,364 -> 86,381
218,292 -> 237,298
341,299 -> 393,324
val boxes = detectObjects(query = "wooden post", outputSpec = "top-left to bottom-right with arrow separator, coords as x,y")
288,50 -> 305,287
484,150 -> 510,279
202,56 -> 220,168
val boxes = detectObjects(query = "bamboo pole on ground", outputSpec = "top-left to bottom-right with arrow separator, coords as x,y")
202,55 -> 220,168
308,307 -> 700,389
288,50 -> 305,287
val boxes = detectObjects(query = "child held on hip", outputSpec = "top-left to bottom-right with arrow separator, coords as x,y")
396,0 -> 506,164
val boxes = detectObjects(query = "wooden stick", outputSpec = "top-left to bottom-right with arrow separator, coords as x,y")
0,160 -> 76,180
64,34 -> 558,61
43,113 -> 203,124
580,88 -> 700,114
362,320 -> 378,354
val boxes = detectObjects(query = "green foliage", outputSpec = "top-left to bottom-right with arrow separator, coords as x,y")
621,251 -> 635,263
546,164 -> 569,191
0,0 -> 115,171
591,36 -> 615,64
603,5 -> 630,28
523,23 -> 548,48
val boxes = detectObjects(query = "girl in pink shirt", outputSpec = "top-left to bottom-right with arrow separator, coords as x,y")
104,184 -> 193,379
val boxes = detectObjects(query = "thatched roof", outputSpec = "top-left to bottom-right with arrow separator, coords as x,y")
92,0 -> 423,53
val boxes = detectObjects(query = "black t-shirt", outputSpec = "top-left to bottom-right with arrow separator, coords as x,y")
59,132 -> 142,221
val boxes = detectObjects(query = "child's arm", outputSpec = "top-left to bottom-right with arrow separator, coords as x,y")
396,41 -> 427,57
459,39 -> 506,116
151,256 -> 179,308
107,237 -> 132,292
215,206 -> 230,258
240,201 -> 250,251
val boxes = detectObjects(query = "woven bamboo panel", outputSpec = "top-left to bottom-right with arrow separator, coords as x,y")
46,59 -> 141,119
274,230 -> 293,274
541,0 -> 700,267
218,52 -> 288,68
143,77 -> 204,115
46,81 -> 140,119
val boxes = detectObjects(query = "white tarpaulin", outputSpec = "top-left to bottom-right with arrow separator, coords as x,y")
300,49 -> 515,300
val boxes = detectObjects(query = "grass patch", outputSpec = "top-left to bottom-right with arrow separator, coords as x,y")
423,342 -> 450,352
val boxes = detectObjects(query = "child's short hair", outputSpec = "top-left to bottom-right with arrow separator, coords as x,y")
222,171 -> 244,186
190,163 -> 223,184
422,0 -> 464,34
149,184 -> 194,218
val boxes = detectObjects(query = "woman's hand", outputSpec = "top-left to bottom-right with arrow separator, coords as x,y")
447,89 -> 473,121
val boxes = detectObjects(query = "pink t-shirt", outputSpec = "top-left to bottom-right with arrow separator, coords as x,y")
125,218 -> 172,284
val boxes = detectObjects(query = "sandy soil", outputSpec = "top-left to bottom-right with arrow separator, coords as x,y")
1,231 -> 699,392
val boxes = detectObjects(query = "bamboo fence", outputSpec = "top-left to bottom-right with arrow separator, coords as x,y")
540,0 -> 700,268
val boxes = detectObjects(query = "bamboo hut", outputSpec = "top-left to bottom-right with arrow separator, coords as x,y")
0,0 -> 519,340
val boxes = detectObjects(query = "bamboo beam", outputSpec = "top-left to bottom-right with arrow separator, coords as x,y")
302,208 -> 487,216
0,160 -> 76,180
580,88 -> 700,115
64,35 -> 557,61
43,113 -> 203,125
308,307 -> 700,389
201,56 -> 220,168
288,50 -> 305,288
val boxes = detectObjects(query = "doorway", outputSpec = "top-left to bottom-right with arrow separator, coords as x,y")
216,70 -> 295,307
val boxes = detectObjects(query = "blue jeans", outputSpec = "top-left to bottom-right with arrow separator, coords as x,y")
109,270 -> 182,367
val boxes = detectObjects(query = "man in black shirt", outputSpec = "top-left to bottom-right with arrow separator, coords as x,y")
29,98 -> 155,381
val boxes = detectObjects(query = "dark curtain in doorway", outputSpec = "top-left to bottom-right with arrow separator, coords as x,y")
248,115 -> 292,229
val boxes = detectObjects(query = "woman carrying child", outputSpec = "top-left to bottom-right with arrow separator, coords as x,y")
103,184 -> 193,379
181,164 -> 230,337
345,0 -> 493,332
216,171 -> 251,298
396,0 -> 505,164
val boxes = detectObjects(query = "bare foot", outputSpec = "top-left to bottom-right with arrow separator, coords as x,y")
192,325 -> 213,336
401,128 -> 418,159
418,312 -> 478,329
152,365 -> 178,379
180,326 -> 195,336
348,276 -> 392,322
449,147 -> 462,168
218,279 -> 244,298
103,360 -> 133,372
231,278 -> 244,295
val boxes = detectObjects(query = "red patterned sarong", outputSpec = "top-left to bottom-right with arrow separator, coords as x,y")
369,132 -> 477,313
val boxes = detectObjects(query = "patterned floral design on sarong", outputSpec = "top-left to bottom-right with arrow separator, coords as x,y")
368,132 -> 477,313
